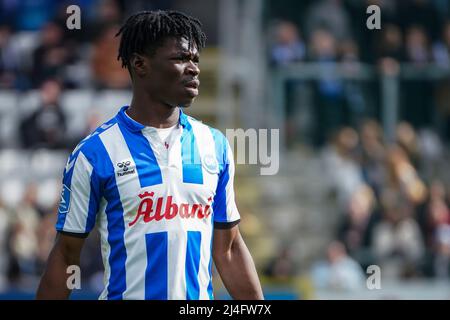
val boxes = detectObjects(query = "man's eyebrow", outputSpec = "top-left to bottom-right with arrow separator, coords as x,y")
175,50 -> 200,57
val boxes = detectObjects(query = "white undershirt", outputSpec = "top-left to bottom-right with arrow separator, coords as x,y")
154,124 -> 178,142
124,110 -> 178,143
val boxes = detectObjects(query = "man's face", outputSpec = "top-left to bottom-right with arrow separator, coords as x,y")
140,37 -> 200,107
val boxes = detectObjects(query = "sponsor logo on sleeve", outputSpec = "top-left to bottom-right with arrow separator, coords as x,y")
58,184 -> 71,214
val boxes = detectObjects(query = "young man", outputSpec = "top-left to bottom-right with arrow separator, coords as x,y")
36,10 -> 264,300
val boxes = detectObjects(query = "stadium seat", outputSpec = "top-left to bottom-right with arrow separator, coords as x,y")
17,90 -> 40,118
0,149 -> 28,179
93,90 -> 132,122
0,178 -> 25,209
60,90 -> 94,139
29,149 -> 69,180
10,32 -> 40,71
0,91 -> 19,147
36,178 -> 61,211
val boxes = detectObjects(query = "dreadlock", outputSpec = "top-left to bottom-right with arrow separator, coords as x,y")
116,10 -> 206,70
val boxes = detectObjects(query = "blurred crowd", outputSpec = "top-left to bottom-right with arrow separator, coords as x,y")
265,120 -> 450,291
268,0 -> 450,146
263,0 -> 450,292
0,0 -> 178,90
316,120 -> 448,290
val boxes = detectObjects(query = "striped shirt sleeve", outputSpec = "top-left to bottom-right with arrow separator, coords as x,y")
55,150 -> 100,237
212,131 -> 240,228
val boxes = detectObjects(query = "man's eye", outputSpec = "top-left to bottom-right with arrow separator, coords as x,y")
173,56 -> 199,64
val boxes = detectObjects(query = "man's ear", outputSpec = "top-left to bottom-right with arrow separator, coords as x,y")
130,53 -> 148,77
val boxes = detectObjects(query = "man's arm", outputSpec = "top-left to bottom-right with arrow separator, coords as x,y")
213,225 -> 264,299
36,233 -> 86,299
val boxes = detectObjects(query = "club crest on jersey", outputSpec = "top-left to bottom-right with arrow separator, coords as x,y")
202,154 -> 219,174
116,159 -> 135,177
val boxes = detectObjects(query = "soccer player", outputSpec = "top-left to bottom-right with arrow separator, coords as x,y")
36,10 -> 264,300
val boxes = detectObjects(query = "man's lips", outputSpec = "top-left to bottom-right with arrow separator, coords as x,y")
184,79 -> 200,89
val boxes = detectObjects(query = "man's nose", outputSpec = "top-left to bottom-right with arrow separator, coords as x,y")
186,61 -> 200,76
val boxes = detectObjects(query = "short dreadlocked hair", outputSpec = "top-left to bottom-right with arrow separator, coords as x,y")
116,10 -> 206,70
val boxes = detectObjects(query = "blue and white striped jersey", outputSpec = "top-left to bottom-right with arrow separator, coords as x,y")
55,106 -> 240,300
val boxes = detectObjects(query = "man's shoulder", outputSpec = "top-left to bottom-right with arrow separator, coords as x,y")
69,118 -> 118,162
186,115 -> 226,140
186,117 -> 229,165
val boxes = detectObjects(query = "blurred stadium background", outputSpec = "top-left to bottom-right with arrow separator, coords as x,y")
1,0 -> 450,299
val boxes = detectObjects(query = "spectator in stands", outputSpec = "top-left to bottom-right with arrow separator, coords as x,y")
417,180 -> 450,277
31,22 -> 70,87
0,24 -> 21,89
36,204 -> 57,276
398,0 -> 441,41
337,184 -> 378,269
311,240 -> 366,291
417,128 -> 445,181
305,0 -> 352,42
373,23 -> 404,66
8,184 -> 42,284
19,79 -> 67,149
422,180 -> 449,242
264,245 -> 296,281
403,26 -> 434,129
270,21 -> 305,66
85,0 -> 124,42
374,25 -> 403,88
434,224 -> 450,279
269,20 -> 305,144
96,0 -> 123,26
340,39 -> 360,64
309,27 -> 340,64
357,119 -> 386,198
346,0 -> 401,62
372,188 -> 425,279
434,21 -> 450,142
91,24 -> 131,89
433,21 -> 450,68
0,198 -> 12,292
396,122 -> 420,167
339,40 -> 368,127
322,127 -> 364,209
405,26 -> 432,66
385,144 -> 427,206
309,28 -> 347,146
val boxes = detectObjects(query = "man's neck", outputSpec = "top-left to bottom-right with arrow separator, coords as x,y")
127,90 -> 180,128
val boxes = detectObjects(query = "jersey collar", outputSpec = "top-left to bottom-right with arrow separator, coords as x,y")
117,105 -> 189,132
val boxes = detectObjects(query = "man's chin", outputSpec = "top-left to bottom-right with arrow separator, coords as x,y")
162,99 -> 194,108
178,97 -> 196,108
